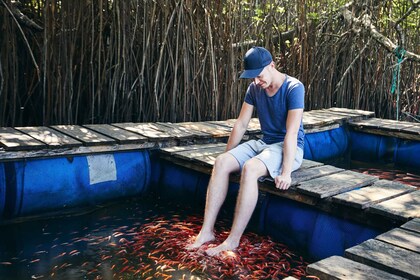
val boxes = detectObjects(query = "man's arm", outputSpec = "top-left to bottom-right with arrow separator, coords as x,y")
225,102 -> 254,151
275,108 -> 303,190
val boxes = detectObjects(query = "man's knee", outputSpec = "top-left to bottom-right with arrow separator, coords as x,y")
241,158 -> 267,180
214,152 -> 239,173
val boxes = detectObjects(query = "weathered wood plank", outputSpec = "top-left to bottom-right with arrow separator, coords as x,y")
297,170 -> 378,198
368,191 -> 420,221
299,159 -> 324,169
261,165 -> 345,187
170,146 -> 226,162
345,239 -> 420,279
112,123 -> 174,140
0,127 -> 46,150
160,142 -> 226,155
0,142 -> 158,162
350,118 -> 416,132
401,219 -> 420,234
157,122 -> 212,139
327,107 -> 375,117
375,228 -> 420,253
84,124 -> 147,144
176,122 -> 232,138
307,255 -> 407,280
16,126 -> 82,148
51,125 -> 116,146
210,118 -> 261,134
332,180 -> 417,209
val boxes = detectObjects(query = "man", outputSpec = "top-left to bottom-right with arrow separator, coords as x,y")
187,46 -> 305,256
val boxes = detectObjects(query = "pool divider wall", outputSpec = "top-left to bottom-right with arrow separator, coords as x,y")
1,151 -> 151,219
349,130 -> 420,169
304,127 -> 349,162
0,163 -> 5,218
258,195 -> 382,261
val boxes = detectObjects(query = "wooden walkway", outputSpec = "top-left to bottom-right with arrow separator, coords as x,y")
1,107 -> 419,279
0,107 -> 375,162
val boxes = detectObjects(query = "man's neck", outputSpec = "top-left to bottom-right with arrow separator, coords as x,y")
266,72 -> 285,96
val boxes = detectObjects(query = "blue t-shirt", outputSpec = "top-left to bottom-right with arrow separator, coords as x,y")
244,75 -> 305,149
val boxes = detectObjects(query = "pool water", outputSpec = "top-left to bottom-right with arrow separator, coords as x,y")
0,193 -> 314,280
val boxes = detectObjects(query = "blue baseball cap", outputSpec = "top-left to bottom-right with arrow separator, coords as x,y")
239,47 -> 273,79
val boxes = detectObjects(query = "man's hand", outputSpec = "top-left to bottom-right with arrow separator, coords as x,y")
274,174 -> 292,190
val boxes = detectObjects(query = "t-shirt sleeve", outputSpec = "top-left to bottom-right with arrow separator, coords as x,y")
287,82 -> 305,110
244,84 -> 255,105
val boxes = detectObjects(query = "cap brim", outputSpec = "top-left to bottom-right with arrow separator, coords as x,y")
239,67 -> 264,79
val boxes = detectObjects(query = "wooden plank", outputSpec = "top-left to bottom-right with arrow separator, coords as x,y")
368,191 -> 420,221
160,142 -> 226,155
84,124 -> 147,144
176,122 -> 232,138
0,142 -> 162,162
260,165 -> 344,187
296,170 -> 378,198
210,118 -> 261,134
403,124 -> 420,136
375,228 -> 420,253
112,123 -> 174,140
321,108 -> 373,121
0,127 -> 46,150
171,146 -> 226,162
350,118 -> 416,132
305,123 -> 340,134
327,107 -> 375,117
16,126 -> 82,148
307,255 -> 407,280
345,239 -> 420,279
299,159 -> 324,169
332,180 -> 417,209
157,122 -> 211,139
401,219 -> 420,234
51,125 -> 116,146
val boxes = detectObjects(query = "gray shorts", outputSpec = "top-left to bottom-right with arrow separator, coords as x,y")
228,139 -> 304,179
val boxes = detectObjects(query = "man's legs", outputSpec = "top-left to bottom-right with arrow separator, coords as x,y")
186,152 -> 240,249
206,157 -> 268,256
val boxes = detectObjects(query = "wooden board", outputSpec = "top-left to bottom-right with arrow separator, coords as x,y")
332,180 -> 417,209
0,127 -> 46,150
112,123 -> 174,140
84,124 -> 147,144
299,159 -> 324,169
350,118 -> 416,132
51,125 -> 116,146
327,107 -> 375,117
375,228 -> 420,253
210,118 -> 261,134
160,142 -> 226,155
296,170 -> 378,198
368,191 -> 420,221
349,118 -> 420,141
307,255 -> 406,280
16,126 -> 82,148
170,146 -> 226,162
261,165 -> 345,187
157,122 -> 211,139
176,122 -> 232,138
345,239 -> 420,279
401,219 -> 420,234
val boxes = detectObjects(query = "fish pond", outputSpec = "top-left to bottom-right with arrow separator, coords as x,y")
0,193 -> 315,280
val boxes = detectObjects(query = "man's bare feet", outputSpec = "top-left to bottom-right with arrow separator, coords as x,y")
185,232 -> 215,250
205,240 -> 239,256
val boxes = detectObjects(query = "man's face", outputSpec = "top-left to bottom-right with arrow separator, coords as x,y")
253,65 -> 271,89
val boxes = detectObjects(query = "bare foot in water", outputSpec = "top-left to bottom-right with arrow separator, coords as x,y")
186,232 -> 215,250
205,240 -> 238,256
